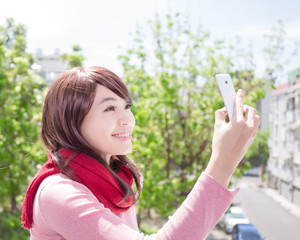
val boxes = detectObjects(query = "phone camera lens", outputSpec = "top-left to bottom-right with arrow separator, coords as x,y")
225,81 -> 228,84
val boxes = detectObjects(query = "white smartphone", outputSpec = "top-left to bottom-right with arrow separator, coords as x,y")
215,74 -> 236,121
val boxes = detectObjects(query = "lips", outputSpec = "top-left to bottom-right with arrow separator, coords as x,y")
112,132 -> 131,138
111,132 -> 132,141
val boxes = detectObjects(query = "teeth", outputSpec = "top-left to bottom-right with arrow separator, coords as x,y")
112,132 -> 131,138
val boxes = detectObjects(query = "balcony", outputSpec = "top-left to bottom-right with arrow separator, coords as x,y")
287,111 -> 296,123
290,121 -> 300,141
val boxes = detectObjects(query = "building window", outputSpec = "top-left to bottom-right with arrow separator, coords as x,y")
287,97 -> 295,111
288,130 -> 295,141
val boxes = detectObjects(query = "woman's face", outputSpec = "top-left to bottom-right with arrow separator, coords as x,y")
81,85 -> 135,162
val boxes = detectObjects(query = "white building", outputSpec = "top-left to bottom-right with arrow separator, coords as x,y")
267,69 -> 300,207
257,90 -> 271,130
32,48 -> 67,83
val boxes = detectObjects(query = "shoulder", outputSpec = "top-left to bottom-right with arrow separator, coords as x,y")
37,173 -> 94,197
32,173 -> 110,234
32,174 -> 140,239
35,173 -> 100,209
33,173 -> 106,225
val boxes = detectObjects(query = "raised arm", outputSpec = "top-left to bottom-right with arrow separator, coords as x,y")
205,89 -> 260,187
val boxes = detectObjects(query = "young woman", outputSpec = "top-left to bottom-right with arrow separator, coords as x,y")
21,66 -> 260,240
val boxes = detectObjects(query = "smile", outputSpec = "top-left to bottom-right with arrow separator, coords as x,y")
111,132 -> 132,141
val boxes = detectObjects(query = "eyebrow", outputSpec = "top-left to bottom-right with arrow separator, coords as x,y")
99,97 -> 117,105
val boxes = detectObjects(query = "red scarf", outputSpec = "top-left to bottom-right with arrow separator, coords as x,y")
21,148 -> 134,229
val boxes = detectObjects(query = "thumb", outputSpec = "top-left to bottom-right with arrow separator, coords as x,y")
215,107 -> 227,123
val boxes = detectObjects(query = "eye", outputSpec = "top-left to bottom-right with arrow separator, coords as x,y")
125,103 -> 132,109
104,106 -> 116,112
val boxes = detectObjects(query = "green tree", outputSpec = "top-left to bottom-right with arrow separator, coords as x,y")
118,13 -> 267,225
0,18 -> 46,239
245,129 -> 270,168
61,44 -> 85,68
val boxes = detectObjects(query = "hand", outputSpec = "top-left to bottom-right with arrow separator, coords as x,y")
204,89 -> 260,187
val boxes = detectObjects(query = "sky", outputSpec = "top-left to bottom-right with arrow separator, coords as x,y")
1,0 -> 300,82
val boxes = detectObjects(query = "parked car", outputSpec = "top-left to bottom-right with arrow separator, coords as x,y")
232,224 -> 264,240
243,167 -> 262,177
221,206 -> 250,233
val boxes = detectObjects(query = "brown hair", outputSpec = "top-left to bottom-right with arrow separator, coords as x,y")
41,66 -> 142,203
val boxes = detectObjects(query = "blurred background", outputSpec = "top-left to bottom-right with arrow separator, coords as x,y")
0,0 -> 300,239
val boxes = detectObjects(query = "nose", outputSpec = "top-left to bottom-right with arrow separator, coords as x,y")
118,110 -> 135,127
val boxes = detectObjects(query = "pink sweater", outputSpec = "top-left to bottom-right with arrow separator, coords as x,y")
30,172 -> 239,240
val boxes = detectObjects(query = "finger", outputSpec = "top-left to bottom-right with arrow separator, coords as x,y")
252,115 -> 261,137
246,106 -> 256,126
215,107 -> 227,122
243,105 -> 250,121
255,115 -> 261,128
235,89 -> 244,121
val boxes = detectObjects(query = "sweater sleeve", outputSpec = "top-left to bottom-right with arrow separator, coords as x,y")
32,172 -> 238,240
155,172 -> 239,240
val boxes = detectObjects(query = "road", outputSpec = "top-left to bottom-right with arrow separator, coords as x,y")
207,176 -> 300,240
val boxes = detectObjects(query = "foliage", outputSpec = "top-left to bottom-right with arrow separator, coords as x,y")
118,13 -> 267,220
263,20 -> 299,85
61,44 -> 85,68
263,21 -> 285,84
244,129 -> 270,168
0,18 -> 47,239
139,226 -> 157,235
